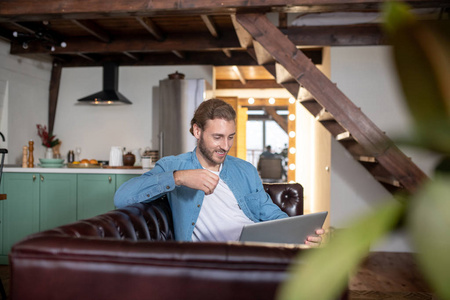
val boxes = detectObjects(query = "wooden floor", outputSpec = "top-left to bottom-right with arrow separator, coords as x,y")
349,252 -> 433,300
0,252 -> 434,299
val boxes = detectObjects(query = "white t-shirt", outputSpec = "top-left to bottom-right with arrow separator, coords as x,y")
192,167 -> 254,242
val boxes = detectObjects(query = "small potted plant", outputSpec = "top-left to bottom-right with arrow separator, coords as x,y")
36,124 -> 61,158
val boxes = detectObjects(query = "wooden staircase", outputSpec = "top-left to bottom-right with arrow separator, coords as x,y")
233,13 -> 428,195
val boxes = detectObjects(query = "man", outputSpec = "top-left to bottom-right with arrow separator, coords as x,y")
257,145 -> 283,178
260,145 -> 275,158
114,98 -> 323,244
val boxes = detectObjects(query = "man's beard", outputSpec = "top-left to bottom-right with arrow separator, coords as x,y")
198,134 -> 228,166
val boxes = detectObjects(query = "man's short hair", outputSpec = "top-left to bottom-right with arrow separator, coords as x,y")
190,98 -> 236,135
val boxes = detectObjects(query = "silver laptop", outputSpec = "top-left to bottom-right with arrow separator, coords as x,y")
239,211 -> 328,244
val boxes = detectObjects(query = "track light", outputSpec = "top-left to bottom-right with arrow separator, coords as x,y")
12,27 -> 67,52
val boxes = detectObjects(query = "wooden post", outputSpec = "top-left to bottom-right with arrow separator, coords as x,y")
49,61 -> 62,135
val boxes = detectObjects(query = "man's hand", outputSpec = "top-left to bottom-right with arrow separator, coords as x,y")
173,169 -> 219,195
305,228 -> 325,247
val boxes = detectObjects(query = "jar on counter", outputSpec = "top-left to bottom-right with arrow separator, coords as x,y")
123,152 -> 136,166
45,148 -> 54,159
67,150 -> 75,163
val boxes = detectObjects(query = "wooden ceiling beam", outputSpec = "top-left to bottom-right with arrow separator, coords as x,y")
216,79 -> 281,89
135,17 -> 165,41
58,51 -> 257,67
71,19 -> 111,43
1,0 -> 447,21
10,30 -> 241,54
265,106 -> 288,133
10,22 -> 35,34
281,24 -> 388,46
123,51 -> 139,60
201,14 -> 219,38
76,53 -> 95,62
172,50 -> 185,59
232,65 -> 246,85
222,49 -> 232,58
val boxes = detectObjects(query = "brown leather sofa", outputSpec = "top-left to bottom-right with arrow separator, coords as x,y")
9,183 -> 341,300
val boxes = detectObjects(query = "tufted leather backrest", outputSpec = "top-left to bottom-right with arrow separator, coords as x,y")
31,183 -> 303,242
264,183 -> 304,217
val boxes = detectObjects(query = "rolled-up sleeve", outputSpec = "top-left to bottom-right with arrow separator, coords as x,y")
114,166 -> 177,208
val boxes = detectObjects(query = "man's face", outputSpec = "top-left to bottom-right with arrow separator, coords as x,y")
193,118 -> 236,171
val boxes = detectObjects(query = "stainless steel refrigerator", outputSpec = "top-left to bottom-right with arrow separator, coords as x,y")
158,78 -> 205,157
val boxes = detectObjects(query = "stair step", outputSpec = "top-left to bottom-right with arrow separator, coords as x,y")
298,87 -> 314,101
374,176 -> 402,188
276,63 -> 296,84
281,82 -> 300,99
316,108 -> 334,121
356,155 -> 377,163
299,96 -> 316,103
253,40 -> 275,65
336,131 -> 353,141
301,99 -> 323,116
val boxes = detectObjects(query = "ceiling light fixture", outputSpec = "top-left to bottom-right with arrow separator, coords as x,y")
12,28 -> 67,51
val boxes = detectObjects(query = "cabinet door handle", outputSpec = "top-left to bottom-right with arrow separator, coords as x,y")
108,176 -> 112,183
33,175 -> 36,182
40,175 -> 44,182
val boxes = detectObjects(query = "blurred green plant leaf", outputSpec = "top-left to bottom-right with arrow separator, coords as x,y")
394,118 -> 450,154
277,200 -> 405,300
383,2 -> 450,140
408,175 -> 450,299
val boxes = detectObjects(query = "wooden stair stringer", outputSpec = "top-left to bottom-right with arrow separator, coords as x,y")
234,13 -> 428,194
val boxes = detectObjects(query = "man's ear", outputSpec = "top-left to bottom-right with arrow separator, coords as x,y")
192,124 -> 201,139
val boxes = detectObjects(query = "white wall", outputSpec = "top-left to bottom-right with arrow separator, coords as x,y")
0,40 -> 52,164
329,46 -> 440,251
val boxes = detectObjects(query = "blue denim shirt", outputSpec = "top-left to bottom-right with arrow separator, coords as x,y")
114,148 -> 288,241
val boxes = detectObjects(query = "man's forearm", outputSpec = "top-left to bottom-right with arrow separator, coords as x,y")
114,171 -> 177,207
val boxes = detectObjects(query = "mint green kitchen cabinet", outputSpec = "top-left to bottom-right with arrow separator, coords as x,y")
77,174 -> 116,220
39,173 -> 77,231
116,174 -> 140,190
0,173 -> 77,263
1,173 -> 39,260
0,171 -> 144,264
0,180 -> 4,263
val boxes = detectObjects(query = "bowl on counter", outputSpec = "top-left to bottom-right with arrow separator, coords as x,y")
39,158 -> 65,164
38,158 -> 65,168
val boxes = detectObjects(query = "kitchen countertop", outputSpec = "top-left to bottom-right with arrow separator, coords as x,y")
3,165 -> 150,175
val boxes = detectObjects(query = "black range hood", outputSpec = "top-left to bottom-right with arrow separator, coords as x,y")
78,62 -> 132,105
